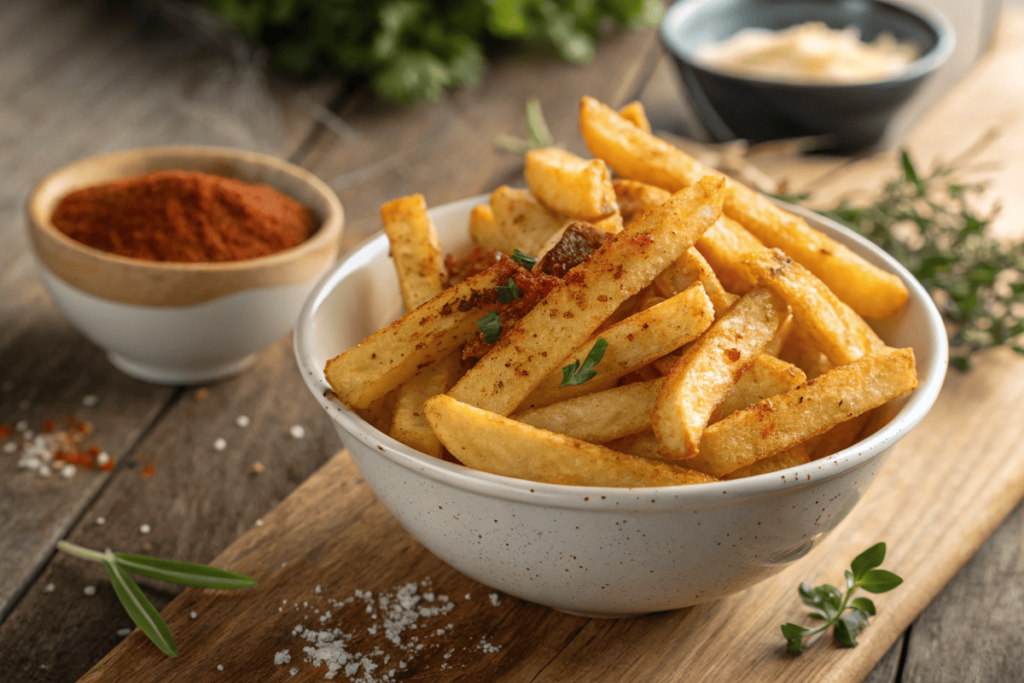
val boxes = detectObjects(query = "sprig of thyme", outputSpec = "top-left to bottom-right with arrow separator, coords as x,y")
813,150 -> 1023,369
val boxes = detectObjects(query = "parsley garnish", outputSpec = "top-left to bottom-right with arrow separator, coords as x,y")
782,542 -> 902,654
497,278 -> 523,304
477,310 -> 502,344
813,149 -> 1022,370
559,337 -> 608,387
510,249 -> 537,269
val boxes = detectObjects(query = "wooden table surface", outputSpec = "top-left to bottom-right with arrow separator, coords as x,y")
1,2 -> 1021,681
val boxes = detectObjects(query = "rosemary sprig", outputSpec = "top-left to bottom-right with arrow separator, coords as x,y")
496,97 -> 555,154
57,540 -> 257,657
813,150 -> 1022,369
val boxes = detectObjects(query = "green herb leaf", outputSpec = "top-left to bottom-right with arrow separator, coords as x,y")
844,569 -> 856,591
102,556 -> 178,658
560,337 -> 608,387
511,249 -> 538,269
852,597 -> 876,616
525,97 -> 554,149
901,150 -> 923,191
781,623 -> 811,654
114,553 -> 257,590
835,609 -> 869,648
497,278 -> 523,304
477,310 -> 502,344
859,569 -> 904,594
851,542 -> 886,581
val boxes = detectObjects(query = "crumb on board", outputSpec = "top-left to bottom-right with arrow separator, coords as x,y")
194,388 -> 209,402
252,462 -> 265,474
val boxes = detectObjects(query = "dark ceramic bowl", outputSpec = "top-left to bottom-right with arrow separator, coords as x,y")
660,0 -> 955,151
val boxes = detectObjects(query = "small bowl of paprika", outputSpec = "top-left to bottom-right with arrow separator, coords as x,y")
26,146 -> 343,385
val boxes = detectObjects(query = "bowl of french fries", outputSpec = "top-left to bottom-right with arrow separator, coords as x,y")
295,97 -> 946,617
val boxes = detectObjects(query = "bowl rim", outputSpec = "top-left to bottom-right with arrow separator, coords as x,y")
27,145 -> 344,272
294,194 -> 948,511
660,0 -> 957,90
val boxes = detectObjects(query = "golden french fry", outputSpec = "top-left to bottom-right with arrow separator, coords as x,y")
521,282 -> 714,409
744,248 -> 885,366
653,247 -> 737,317
653,287 -> 787,459
449,176 -> 725,415
424,395 -> 717,487
710,354 -> 806,423
325,259 -> 519,409
579,96 -> 909,318
695,216 -> 764,294
764,313 -> 795,358
688,347 -> 918,477
468,204 -> 510,253
606,430 -> 661,460
390,352 -> 464,458
618,100 -> 651,133
806,411 -> 873,460
524,148 -> 617,222
490,186 -> 568,255
381,194 -> 446,312
353,390 -> 398,433
724,445 -> 810,480
592,210 -> 624,234
614,179 -> 671,226
514,378 -> 663,444
779,324 -> 833,379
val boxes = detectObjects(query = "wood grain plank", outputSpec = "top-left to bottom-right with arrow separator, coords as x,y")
0,0 -> 326,622
300,28 -> 663,252
862,636 -> 903,683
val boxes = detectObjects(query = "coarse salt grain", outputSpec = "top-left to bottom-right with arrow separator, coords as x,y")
15,420 -> 28,432
96,452 -> 110,467
83,585 -> 97,596
190,611 -> 198,619
255,519 -> 264,527
96,516 -> 106,525
236,415 -> 251,428
214,438 -> 227,451
38,465 -> 51,478
289,425 -> 305,439
489,593 -> 500,607
140,524 -> 151,534
274,650 -> 292,665
82,395 -> 98,407
217,665 -> 224,671
117,628 -> 132,637
44,583 -> 55,593
60,464 -> 76,479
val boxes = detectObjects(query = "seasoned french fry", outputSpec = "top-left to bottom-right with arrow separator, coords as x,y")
579,95 -> 909,318
605,430 -> 660,460
468,204 -> 510,253
653,287 -> 787,460
521,282 -> 714,409
653,247 -> 737,318
695,216 -> 764,294
614,179 -> 671,226
524,148 -> 617,222
709,354 -> 806,423
724,445 -> 810,480
514,378 -> 663,444
618,100 -> 651,133
779,324 -> 833,379
764,313 -> 795,358
353,390 -> 398,433
391,352 -> 464,458
688,348 -> 918,477
449,176 -> 725,415
592,210 -> 624,234
325,259 -> 519,409
744,249 -> 885,366
424,395 -> 717,487
381,194 -> 446,312
534,222 -> 608,276
490,186 -> 568,255
806,411 -> 873,460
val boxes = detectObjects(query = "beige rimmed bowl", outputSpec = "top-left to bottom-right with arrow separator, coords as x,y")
295,195 -> 946,617
27,146 -> 343,385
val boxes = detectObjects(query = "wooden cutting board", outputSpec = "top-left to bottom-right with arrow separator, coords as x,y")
80,12 -> 1024,683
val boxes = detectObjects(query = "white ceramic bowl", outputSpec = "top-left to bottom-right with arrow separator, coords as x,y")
27,146 -> 343,385
295,195 -> 946,617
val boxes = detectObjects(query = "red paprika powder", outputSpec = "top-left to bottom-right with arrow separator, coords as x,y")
51,170 -> 316,263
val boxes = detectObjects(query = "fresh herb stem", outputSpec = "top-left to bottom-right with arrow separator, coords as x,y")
56,540 -> 110,563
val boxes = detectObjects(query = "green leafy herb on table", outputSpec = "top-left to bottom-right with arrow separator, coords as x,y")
813,151 -> 1023,370
202,0 -> 664,105
57,540 -> 257,657
560,337 -> 608,387
782,542 -> 902,654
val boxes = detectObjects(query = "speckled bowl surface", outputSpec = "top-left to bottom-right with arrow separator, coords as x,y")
294,195 -> 946,617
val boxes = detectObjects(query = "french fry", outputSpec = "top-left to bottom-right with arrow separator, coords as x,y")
325,259 -> 519,409
806,411 -> 873,460
514,378 -> 663,444
449,176 -> 725,416
764,313 -> 795,358
606,430 -> 660,460
353,390 -> 398,433
653,247 -> 737,317
424,395 -> 717,487
534,222 -> 608,277
381,194 -> 446,312
709,354 -> 806,423
618,100 -> 651,133
695,216 -> 763,294
524,148 -> 617,222
687,347 -> 918,477
653,287 -> 787,460
468,204 -> 510,253
744,249 -> 885,366
724,445 -> 810,480
614,179 -> 671,226
521,282 -> 714,409
592,210 -> 624,234
390,352 -> 464,458
779,324 -> 833,379
579,95 -> 909,318
490,186 -> 569,255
